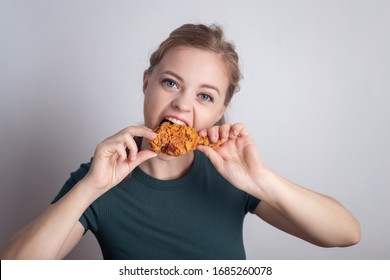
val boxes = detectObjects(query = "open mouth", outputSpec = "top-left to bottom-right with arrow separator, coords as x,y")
160,117 -> 188,126
150,118 -> 221,156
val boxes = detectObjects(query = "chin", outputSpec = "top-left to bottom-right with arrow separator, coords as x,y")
156,152 -> 193,161
156,153 -> 180,161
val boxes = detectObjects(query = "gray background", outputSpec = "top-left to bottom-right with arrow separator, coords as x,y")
1,0 -> 389,259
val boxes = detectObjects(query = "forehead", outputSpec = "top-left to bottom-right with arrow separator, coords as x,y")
155,46 -> 229,90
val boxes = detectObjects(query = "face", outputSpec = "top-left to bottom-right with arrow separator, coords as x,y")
143,46 -> 229,131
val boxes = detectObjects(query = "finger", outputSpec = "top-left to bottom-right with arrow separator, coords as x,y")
95,139 -> 126,162
123,134 -> 138,161
219,123 -> 231,140
229,123 -> 246,138
116,126 -> 156,161
233,123 -> 249,136
120,126 -> 157,140
130,150 -> 157,167
114,142 -> 128,162
207,126 -> 220,143
198,129 -> 207,137
143,130 -> 157,140
116,126 -> 157,139
104,133 -> 138,162
197,145 -> 224,172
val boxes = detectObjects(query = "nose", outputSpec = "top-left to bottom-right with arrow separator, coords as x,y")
171,91 -> 193,112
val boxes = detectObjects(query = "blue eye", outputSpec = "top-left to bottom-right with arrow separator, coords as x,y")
163,79 -> 178,88
199,93 -> 213,102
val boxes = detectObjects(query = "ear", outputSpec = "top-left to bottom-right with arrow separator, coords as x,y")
142,70 -> 149,94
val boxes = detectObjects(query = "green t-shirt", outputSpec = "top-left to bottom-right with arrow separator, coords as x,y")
53,151 -> 260,259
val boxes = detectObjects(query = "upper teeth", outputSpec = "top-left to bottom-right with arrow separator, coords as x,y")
166,117 -> 186,126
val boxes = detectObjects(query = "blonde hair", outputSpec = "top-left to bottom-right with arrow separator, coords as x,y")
147,23 -> 242,115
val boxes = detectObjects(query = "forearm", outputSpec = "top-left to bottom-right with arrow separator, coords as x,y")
255,169 -> 361,247
0,179 -> 101,259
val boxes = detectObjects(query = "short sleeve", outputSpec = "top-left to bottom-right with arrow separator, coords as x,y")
245,193 -> 260,214
51,160 -> 97,232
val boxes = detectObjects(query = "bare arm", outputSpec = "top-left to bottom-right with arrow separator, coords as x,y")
253,173 -> 361,247
56,222 -> 85,259
198,123 -> 360,247
0,180 -> 98,259
0,126 -> 157,259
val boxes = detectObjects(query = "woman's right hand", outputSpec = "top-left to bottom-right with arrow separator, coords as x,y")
83,126 -> 157,192
0,126 -> 156,260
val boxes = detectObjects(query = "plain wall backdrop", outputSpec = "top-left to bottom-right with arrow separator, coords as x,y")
1,0 -> 389,259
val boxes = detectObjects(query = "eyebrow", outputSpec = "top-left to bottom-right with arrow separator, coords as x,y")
162,70 -> 221,96
162,70 -> 184,82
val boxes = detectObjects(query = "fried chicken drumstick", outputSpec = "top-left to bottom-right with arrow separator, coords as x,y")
149,121 -> 221,156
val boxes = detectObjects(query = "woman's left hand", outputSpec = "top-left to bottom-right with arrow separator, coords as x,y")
198,123 -> 265,197
198,123 -> 361,248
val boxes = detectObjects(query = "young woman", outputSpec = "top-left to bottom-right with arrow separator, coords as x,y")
0,24 -> 360,260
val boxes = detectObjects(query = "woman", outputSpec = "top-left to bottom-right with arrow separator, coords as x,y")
0,23 -> 360,259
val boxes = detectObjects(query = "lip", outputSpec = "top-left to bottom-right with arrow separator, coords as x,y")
161,115 -> 190,127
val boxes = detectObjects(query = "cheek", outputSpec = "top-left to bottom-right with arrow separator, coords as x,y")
194,111 -> 223,130
144,88 -> 160,110
143,92 -> 168,127
143,95 -> 157,122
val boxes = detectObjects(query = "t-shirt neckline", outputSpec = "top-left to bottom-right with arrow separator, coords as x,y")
132,151 -> 202,190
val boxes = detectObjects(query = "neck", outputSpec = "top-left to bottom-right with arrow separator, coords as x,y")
139,138 -> 195,180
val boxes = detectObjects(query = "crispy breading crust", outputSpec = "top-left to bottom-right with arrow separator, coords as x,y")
149,122 -> 221,156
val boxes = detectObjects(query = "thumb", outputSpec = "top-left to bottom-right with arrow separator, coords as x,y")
197,146 -> 224,172
131,150 -> 157,167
